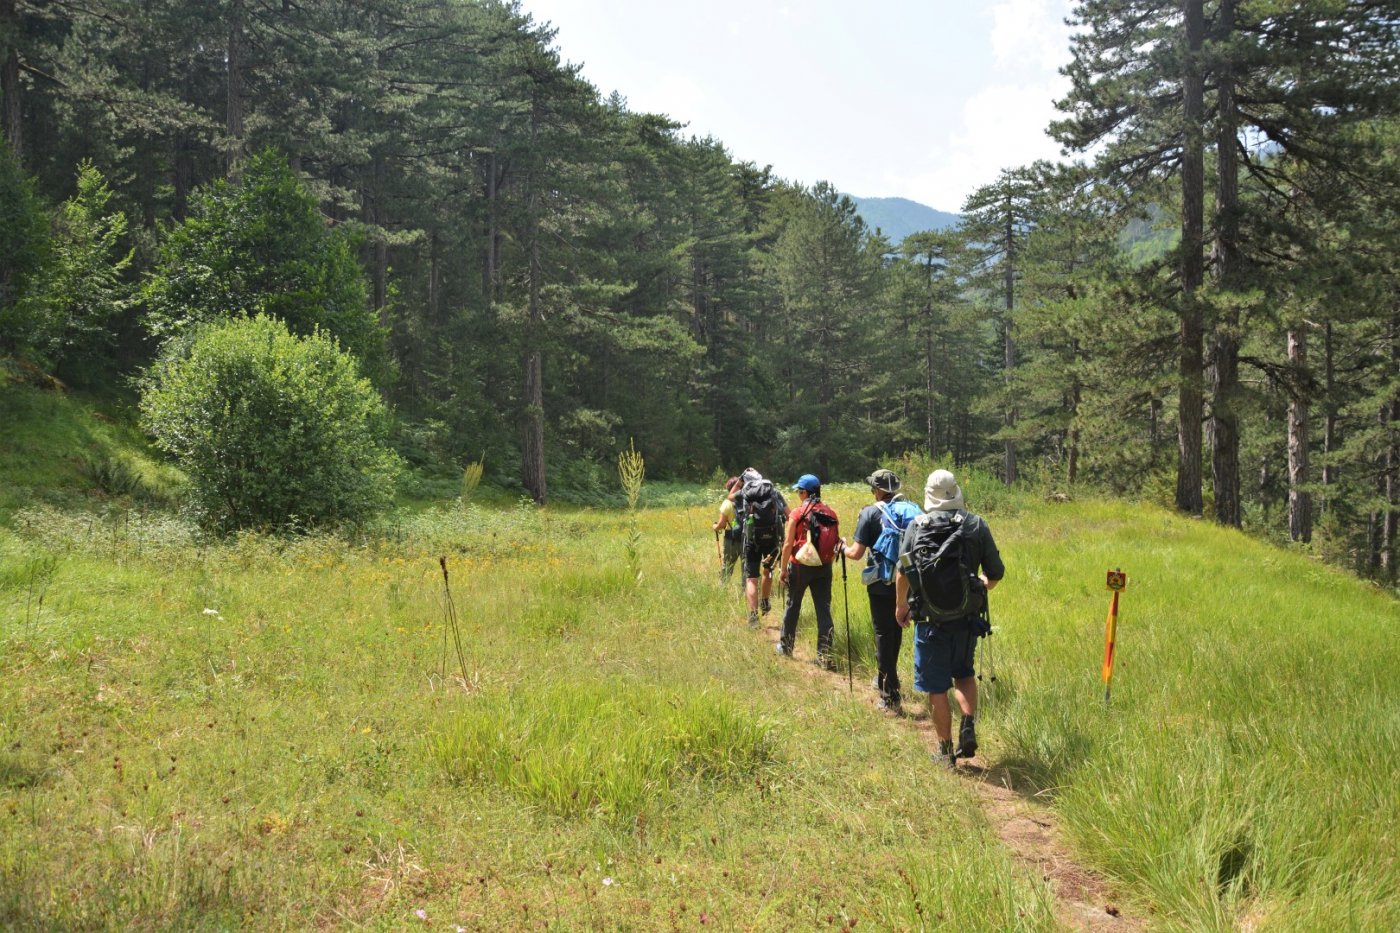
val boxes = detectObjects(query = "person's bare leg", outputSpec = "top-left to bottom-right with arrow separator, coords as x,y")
952,677 -> 977,718
745,577 -> 759,613
928,692 -> 952,743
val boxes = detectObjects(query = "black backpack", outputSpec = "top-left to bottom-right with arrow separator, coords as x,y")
902,510 -> 983,623
739,479 -> 784,531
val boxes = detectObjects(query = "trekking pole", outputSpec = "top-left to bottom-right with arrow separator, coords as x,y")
439,557 -> 469,685
840,551 -> 852,692
979,602 -> 997,705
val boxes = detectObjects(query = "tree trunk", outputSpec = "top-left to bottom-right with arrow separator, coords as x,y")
1176,0 -> 1207,516
428,230 -> 441,322
925,302 -> 936,456
226,0 -> 246,177
370,151 -> 388,324
483,148 -> 500,302
1068,368 -> 1082,486
173,133 -> 195,221
1287,328 -> 1311,543
1,0 -> 22,163
1322,318 -> 1337,511
521,216 -> 546,503
1382,316 -> 1399,579
520,94 -> 546,504
1003,199 -> 1018,485
1209,0 -> 1241,526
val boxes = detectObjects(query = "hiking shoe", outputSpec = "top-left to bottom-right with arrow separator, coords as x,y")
934,739 -> 957,771
877,696 -> 903,715
956,715 -> 978,759
774,641 -> 793,657
747,610 -> 760,629
815,653 -> 837,672
760,598 -> 772,615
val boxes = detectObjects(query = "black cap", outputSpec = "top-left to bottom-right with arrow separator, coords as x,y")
865,469 -> 900,493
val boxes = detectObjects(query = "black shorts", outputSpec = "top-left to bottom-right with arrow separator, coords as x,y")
742,526 -> 782,579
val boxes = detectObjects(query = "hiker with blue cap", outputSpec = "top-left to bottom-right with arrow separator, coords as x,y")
775,474 -> 841,668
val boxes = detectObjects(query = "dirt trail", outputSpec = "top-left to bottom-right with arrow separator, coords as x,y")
766,620 -> 1143,932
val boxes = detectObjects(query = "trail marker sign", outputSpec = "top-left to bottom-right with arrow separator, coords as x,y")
1102,568 -> 1127,705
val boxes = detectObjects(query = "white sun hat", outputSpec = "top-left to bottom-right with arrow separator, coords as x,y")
924,469 -> 965,511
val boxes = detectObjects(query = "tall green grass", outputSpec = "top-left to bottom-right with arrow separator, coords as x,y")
0,484 -> 1054,929
4,404 -> 1396,929
986,500 -> 1400,931
434,681 -> 777,819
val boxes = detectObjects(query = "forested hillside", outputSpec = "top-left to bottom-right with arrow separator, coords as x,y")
846,195 -> 962,243
2,1 -> 1399,582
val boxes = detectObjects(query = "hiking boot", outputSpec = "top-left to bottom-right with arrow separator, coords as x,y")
760,597 -> 772,615
877,695 -> 903,715
747,610 -> 760,629
774,641 -> 792,657
956,715 -> 978,759
934,739 -> 957,771
815,652 -> 837,672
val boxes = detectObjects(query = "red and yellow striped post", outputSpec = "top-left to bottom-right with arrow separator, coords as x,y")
1103,569 -> 1127,705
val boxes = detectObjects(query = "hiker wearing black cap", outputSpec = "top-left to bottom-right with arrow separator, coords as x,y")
840,469 -> 922,712
895,469 -> 1003,770
776,474 -> 841,668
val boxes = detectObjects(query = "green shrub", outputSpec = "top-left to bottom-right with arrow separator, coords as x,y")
142,149 -> 387,380
140,315 -> 401,534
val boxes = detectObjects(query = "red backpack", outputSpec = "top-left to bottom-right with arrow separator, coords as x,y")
795,501 -> 841,564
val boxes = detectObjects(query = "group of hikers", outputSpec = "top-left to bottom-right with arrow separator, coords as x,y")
711,467 -> 1004,770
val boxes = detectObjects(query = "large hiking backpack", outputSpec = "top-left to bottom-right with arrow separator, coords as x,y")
795,501 -> 840,565
870,498 -> 922,584
902,510 -> 983,622
739,478 -> 784,531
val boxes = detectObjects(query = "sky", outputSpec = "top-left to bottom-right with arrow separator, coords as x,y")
516,0 -> 1078,213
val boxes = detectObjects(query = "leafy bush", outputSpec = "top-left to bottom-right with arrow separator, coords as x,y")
32,162 -> 133,370
140,315 -> 401,534
142,150 -> 386,379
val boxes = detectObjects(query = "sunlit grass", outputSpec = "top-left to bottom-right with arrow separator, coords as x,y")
0,488 -> 1054,929
2,438 -> 1397,929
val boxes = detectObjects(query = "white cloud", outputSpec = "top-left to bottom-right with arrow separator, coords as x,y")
880,77 -> 1070,210
989,0 -> 1073,72
616,73 -> 710,127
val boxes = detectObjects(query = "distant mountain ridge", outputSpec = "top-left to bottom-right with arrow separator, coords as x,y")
846,195 -> 961,244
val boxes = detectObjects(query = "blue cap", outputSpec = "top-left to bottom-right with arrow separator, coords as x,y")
792,473 -> 821,492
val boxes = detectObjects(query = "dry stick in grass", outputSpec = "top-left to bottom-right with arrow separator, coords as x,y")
438,556 -> 469,685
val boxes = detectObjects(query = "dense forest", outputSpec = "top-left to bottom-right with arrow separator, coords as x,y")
2,1 -> 1399,580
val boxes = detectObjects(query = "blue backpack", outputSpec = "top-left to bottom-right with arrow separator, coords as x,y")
870,498 -> 923,584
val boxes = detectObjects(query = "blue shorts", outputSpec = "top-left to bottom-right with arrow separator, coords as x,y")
913,621 -> 977,694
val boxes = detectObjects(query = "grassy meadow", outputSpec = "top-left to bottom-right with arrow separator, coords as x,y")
2,386 -> 1398,930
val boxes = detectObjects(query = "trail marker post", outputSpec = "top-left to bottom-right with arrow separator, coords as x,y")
1102,568 -> 1127,706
